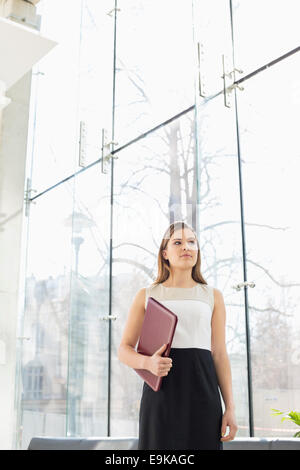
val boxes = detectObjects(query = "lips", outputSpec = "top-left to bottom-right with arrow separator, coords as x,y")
181,255 -> 191,257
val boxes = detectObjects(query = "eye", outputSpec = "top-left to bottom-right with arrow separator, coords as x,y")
174,240 -> 196,245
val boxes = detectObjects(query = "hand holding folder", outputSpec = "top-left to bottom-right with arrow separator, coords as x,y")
147,343 -> 171,375
134,296 -> 178,391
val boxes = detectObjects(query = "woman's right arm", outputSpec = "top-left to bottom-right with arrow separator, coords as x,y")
117,288 -> 150,370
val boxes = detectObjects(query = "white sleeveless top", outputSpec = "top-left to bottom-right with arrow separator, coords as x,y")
144,283 -> 215,351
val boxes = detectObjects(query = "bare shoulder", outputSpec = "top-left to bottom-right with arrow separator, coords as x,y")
212,287 -> 224,301
129,287 -> 147,314
134,287 -> 146,306
118,287 -> 147,350
212,288 -> 225,315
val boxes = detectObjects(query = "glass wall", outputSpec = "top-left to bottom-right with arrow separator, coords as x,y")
14,0 -> 114,449
236,50 -> 300,437
115,0 -> 196,144
29,0 -> 83,195
14,0 -> 300,448
66,166 -> 112,437
232,0 -> 300,77
15,182 -> 75,448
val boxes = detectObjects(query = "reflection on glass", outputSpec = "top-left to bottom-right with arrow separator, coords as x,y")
15,182 -> 74,449
66,166 -> 111,437
116,0 -> 196,144
237,51 -> 300,437
15,162 -> 112,447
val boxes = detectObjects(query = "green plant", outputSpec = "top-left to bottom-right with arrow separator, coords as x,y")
271,409 -> 300,437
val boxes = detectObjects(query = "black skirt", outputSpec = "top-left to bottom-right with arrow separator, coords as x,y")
138,348 -> 223,450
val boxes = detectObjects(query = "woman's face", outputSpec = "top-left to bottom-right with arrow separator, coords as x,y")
162,228 -> 198,269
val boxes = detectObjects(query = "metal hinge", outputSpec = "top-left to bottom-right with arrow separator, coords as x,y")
24,178 -> 37,217
233,281 -> 255,291
107,8 -> 121,17
197,42 -> 207,97
101,129 -> 118,174
221,54 -> 244,107
78,120 -> 87,167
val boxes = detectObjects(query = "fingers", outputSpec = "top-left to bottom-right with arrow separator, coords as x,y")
159,364 -> 172,375
220,425 -> 238,442
162,358 -> 172,365
157,360 -> 173,376
153,345 -> 173,376
159,356 -> 172,367
220,433 -> 235,442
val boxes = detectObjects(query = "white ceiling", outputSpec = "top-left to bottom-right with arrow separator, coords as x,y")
0,16 -> 57,90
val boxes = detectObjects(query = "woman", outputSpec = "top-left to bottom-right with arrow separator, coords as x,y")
118,220 -> 238,450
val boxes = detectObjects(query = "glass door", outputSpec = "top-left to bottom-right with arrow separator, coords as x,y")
234,49 -> 300,437
231,0 -> 300,436
66,166 -> 112,437
65,0 -> 115,437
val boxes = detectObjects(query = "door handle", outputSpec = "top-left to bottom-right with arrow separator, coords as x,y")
232,281 -> 255,291
98,315 -> 117,321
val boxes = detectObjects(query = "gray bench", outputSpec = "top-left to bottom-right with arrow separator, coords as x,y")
28,436 -> 300,450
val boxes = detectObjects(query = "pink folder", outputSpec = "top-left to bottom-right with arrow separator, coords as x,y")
134,296 -> 178,391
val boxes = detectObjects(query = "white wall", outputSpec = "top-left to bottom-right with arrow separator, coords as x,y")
0,0 -> 44,449
0,70 -> 32,449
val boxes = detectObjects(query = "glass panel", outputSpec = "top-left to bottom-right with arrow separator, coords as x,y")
115,0 -> 196,144
111,109 -> 199,435
29,0 -> 83,194
232,0 -> 300,77
66,164 -> 111,437
15,165 -> 112,447
77,0 -> 114,167
195,92 -> 249,435
237,51 -> 300,437
29,0 -> 114,193
14,181 -> 75,449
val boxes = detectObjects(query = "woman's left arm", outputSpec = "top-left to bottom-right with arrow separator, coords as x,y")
211,288 -> 238,442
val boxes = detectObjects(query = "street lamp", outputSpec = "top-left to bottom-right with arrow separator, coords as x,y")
64,211 -> 96,436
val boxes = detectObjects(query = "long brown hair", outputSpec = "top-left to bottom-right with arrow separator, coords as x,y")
152,221 -> 207,286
